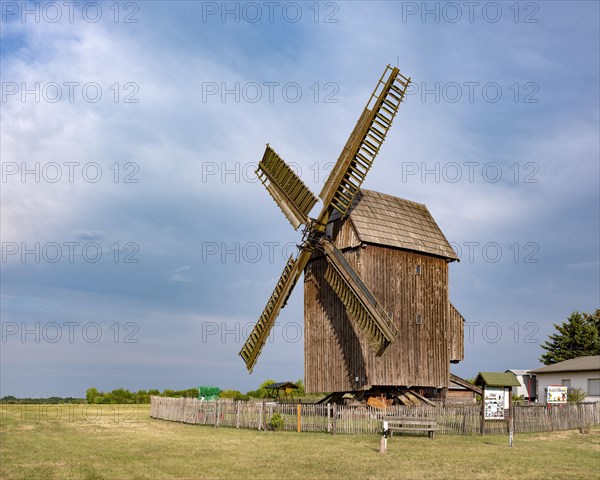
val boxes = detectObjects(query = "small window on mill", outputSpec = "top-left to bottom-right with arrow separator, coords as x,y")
416,265 -> 422,275
416,314 -> 422,325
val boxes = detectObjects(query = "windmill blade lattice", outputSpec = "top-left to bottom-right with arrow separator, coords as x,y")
239,248 -> 312,372
256,145 -> 318,230
319,66 -> 410,218
320,238 -> 397,356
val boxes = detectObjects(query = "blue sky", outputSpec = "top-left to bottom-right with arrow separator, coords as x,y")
1,1 -> 598,397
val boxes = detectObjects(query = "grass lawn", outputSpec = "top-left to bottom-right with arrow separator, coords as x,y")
1,404 -> 599,480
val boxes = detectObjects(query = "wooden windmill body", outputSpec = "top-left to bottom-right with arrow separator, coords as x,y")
304,190 -> 464,394
239,65 -> 465,397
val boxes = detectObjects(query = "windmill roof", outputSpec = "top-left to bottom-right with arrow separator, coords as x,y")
530,356 -> 600,374
338,189 -> 458,260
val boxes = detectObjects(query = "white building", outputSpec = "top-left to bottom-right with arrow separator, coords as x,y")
505,369 -> 537,401
531,355 -> 600,403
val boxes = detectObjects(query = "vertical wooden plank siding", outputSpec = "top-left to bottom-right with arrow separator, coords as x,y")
304,241 -> 450,393
449,303 -> 465,362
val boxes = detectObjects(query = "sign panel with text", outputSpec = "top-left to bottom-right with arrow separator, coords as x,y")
484,387 -> 505,420
547,385 -> 568,404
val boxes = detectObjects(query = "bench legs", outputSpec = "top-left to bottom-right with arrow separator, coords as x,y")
388,429 -> 436,439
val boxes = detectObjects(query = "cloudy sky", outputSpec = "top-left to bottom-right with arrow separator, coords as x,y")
1,1 -> 598,397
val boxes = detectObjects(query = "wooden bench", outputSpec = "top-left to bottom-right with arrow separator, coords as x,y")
383,416 -> 438,439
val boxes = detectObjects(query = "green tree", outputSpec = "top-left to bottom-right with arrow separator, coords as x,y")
219,390 -> 249,401
134,390 -> 150,403
247,379 -> 276,398
539,310 -> 600,365
181,388 -> 199,398
86,388 -> 99,404
583,309 -> 600,332
111,388 -> 134,403
97,392 -> 114,404
295,379 -> 305,397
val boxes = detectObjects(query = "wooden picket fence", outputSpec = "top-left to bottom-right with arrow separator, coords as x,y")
150,396 -> 600,435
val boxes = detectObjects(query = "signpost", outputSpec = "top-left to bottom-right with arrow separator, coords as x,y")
475,372 -> 521,445
379,420 -> 389,454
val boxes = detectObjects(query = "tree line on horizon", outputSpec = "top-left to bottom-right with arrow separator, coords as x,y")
82,379 -> 308,404
0,379 -> 307,404
3,309 -> 597,404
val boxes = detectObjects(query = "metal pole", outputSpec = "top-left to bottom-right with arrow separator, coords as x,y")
508,387 -> 514,447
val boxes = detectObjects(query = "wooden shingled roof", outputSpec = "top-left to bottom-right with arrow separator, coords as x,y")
333,189 -> 458,261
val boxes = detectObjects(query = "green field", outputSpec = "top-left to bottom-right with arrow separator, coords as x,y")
1,404 -> 599,480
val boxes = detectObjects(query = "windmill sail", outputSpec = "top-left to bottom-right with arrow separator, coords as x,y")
239,248 -> 312,372
256,145 -> 318,230
320,238 -> 397,356
240,65 -> 410,373
320,66 -> 410,217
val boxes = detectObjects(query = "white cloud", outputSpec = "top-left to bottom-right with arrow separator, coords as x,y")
168,265 -> 191,283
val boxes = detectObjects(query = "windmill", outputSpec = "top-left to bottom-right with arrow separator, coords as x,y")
239,65 -> 411,372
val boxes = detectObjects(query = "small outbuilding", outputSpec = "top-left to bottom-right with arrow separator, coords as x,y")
446,373 -> 481,404
264,382 -> 300,402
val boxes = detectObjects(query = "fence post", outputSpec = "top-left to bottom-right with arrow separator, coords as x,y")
213,400 -> 217,427
480,387 -> 485,436
257,401 -> 260,431
379,420 -> 388,454
235,401 -> 240,429
327,403 -> 331,433
297,404 -> 301,433
332,404 -> 337,435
